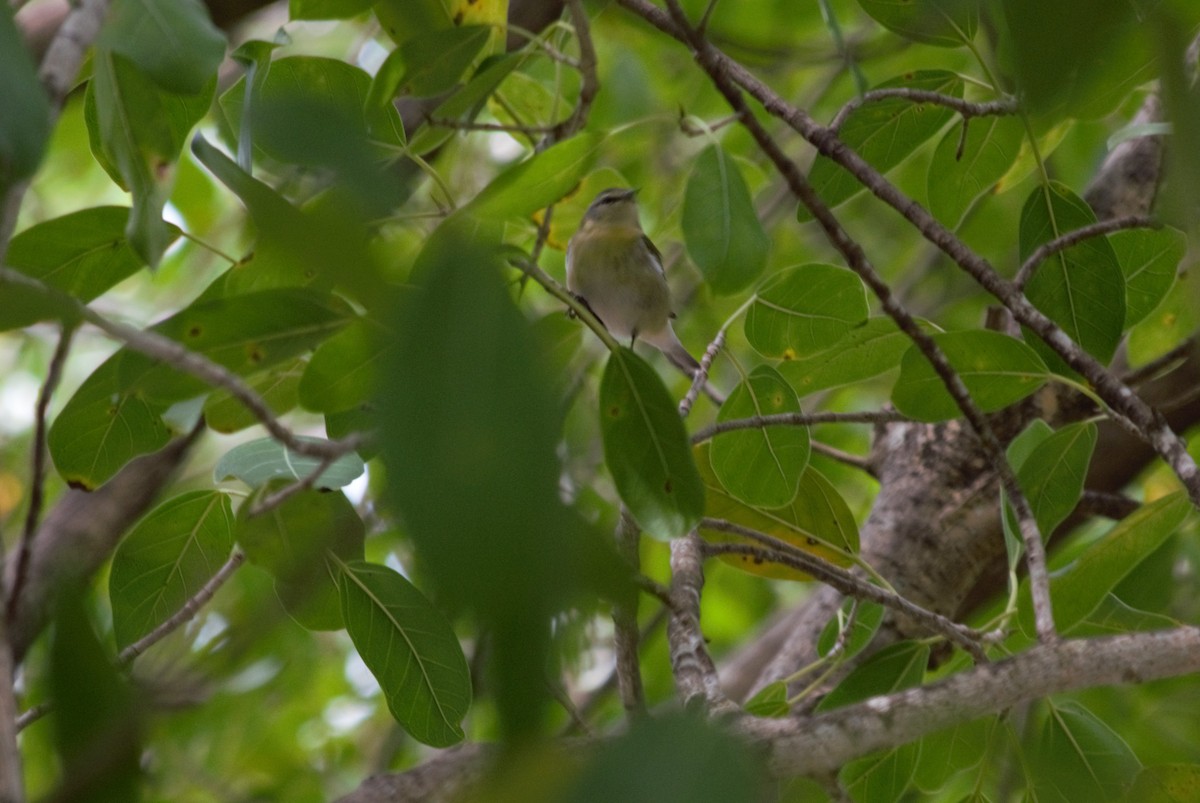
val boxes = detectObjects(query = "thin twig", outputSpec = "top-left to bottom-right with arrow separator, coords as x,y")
691,409 -> 904,443
700,524 -> 987,663
13,551 -> 247,737
657,0 -> 1057,643
246,453 -> 343,518
1075,489 -> 1139,521
633,573 -> 674,608
679,330 -> 725,417
550,0 -> 599,143
8,323 -> 75,620
563,607 -> 669,734
830,89 -> 1017,133
0,267 -> 362,461
1014,215 -> 1159,290
1121,338 -> 1195,387
117,551 -> 247,666
14,701 -> 52,734
810,441 -> 874,475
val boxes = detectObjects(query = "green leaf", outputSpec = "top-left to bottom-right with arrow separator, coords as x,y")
379,217 -> 619,739
299,318 -> 389,413
291,0 -> 375,19
927,115 -> 1024,229
109,491 -> 234,649
913,716 -> 1002,794
842,743 -> 920,803
1027,700 -> 1141,802
98,0 -> 226,95
1124,764 -> 1200,803
373,0 -> 453,46
367,25 -> 490,107
191,135 -> 337,294
745,264 -> 869,359
600,348 -> 705,540
407,52 -> 523,155
0,5 -> 51,187
468,132 -> 604,219
698,443 -> 859,580
1072,594 -> 1181,638
326,404 -> 378,461
776,317 -> 919,397
818,641 -> 929,711
338,560 -> 471,748
559,712 -> 767,803
1014,422 -> 1097,536
49,599 -> 142,802
681,144 -> 771,295
857,0 -> 978,47
47,356 -> 170,490
1,207 -> 179,331
891,331 -> 1049,422
1050,492 -> 1189,632
1020,182 -> 1125,369
214,436 -> 365,490
817,600 -> 885,661
710,366 -> 810,508
116,289 -> 350,403
998,0 -> 1161,119
1006,419 -> 1054,472
218,56 -> 405,160
1112,226 -> 1185,329
86,53 -> 213,266
803,70 -> 962,216
203,358 -> 304,434
235,487 -> 365,630
1128,270 -> 1197,367
744,681 -> 789,718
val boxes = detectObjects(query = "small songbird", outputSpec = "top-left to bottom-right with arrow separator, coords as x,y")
566,188 -> 702,378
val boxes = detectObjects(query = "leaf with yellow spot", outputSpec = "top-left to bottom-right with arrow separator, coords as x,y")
696,443 -> 858,581
710,366 -> 809,509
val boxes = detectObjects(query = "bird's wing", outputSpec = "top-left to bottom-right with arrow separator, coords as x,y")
642,234 -> 665,276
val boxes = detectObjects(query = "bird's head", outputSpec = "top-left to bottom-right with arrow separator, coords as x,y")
580,187 -> 642,229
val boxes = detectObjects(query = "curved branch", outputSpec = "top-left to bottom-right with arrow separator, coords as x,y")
830,89 -> 1017,132
1014,214 -> 1159,290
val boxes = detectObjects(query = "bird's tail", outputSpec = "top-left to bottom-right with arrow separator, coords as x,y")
645,327 -> 725,405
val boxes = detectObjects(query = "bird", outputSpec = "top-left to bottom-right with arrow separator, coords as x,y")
566,188 -> 704,380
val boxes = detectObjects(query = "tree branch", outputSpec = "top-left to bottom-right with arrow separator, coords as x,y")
746,627 -> 1200,778
700,523 -> 986,662
691,410 -> 904,443
0,267 -> 361,461
667,533 -> 737,714
830,89 -> 1017,133
337,627 -> 1200,801
615,0 -> 1200,511
656,0 -> 1056,643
